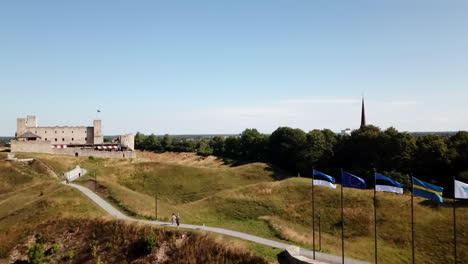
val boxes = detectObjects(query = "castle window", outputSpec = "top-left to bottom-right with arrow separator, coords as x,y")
62,131 -> 64,133
72,138 -> 74,141
85,137 -> 87,141
45,138 -> 47,141
55,131 -> 57,134
72,131 -> 74,133
45,131 -> 47,133
55,138 -> 57,141
62,138 -> 65,141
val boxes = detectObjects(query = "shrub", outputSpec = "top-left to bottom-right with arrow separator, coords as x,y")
96,256 -> 104,264
27,243 -> 44,264
90,240 -> 100,257
44,243 -> 60,256
67,250 -> 75,261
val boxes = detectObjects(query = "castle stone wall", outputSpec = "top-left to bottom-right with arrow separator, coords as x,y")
11,141 -> 136,159
53,148 -> 136,159
10,140 -> 53,154
120,134 -> 135,150
11,115 -> 136,159
25,126 -> 91,144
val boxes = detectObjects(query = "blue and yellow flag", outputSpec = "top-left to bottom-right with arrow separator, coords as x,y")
413,177 -> 443,202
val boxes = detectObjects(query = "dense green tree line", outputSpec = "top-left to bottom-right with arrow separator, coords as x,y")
134,127 -> 468,191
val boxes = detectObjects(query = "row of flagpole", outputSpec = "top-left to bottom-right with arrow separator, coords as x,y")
310,169 -> 467,264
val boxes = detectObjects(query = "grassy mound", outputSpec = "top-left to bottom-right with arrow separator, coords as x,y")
0,154 -> 281,262
85,172 -> 468,263
5,152 -> 467,263
0,160 -> 105,260
8,218 -> 268,264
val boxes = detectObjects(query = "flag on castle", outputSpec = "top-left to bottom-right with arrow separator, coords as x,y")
313,170 -> 336,188
413,177 -> 443,202
342,172 -> 367,189
454,179 -> 468,199
375,173 -> 403,194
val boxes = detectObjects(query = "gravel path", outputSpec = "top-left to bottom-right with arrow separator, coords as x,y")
64,182 -> 368,264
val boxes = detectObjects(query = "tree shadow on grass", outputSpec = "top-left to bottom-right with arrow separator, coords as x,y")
263,165 -> 291,180
419,199 -> 468,208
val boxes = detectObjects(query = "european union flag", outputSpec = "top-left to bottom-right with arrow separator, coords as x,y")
342,172 -> 367,189
413,177 -> 443,202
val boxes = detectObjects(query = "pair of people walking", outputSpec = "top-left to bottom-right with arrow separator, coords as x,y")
171,213 -> 180,227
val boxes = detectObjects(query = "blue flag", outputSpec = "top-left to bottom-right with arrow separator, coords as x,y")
413,177 -> 443,202
342,172 -> 367,189
375,173 -> 403,194
313,169 -> 336,188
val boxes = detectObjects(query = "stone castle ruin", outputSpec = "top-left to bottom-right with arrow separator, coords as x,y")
10,115 -> 136,158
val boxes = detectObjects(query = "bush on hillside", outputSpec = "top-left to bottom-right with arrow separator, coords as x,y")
27,243 -> 44,264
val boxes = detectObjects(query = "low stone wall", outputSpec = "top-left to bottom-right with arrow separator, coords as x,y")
10,141 -> 136,159
285,246 -> 317,264
53,148 -> 136,159
10,141 -> 53,154
64,165 -> 87,182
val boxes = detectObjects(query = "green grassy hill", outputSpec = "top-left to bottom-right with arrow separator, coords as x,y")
0,153 -> 282,263
74,152 -> 466,264
0,159 -> 105,260
5,151 -> 467,263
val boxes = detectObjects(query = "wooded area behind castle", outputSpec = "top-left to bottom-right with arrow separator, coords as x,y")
136,126 -> 468,194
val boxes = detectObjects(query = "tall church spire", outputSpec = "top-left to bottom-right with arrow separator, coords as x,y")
360,97 -> 366,129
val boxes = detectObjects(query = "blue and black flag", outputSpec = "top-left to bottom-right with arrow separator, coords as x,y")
313,170 -> 336,188
375,173 -> 403,194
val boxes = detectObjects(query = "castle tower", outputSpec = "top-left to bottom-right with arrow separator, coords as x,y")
16,118 -> 27,137
93,120 -> 104,144
26,115 -> 37,127
360,97 -> 366,129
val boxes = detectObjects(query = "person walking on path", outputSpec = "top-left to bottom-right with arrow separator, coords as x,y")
171,213 -> 177,225
175,215 -> 180,227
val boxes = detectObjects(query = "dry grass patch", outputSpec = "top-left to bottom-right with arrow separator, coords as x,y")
0,181 -> 104,260
8,218 -> 269,264
137,151 -> 226,168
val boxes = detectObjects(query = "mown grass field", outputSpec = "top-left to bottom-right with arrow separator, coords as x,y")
6,151 -> 468,263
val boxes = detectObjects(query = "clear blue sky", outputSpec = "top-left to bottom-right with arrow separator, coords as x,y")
1,1 -> 467,135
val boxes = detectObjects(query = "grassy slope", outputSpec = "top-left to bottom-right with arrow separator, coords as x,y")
0,153 -> 282,262
9,151 -> 468,263
0,160 -> 105,261
9,219 -> 269,264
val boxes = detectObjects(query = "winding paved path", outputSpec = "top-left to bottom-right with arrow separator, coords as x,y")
65,182 -> 368,264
